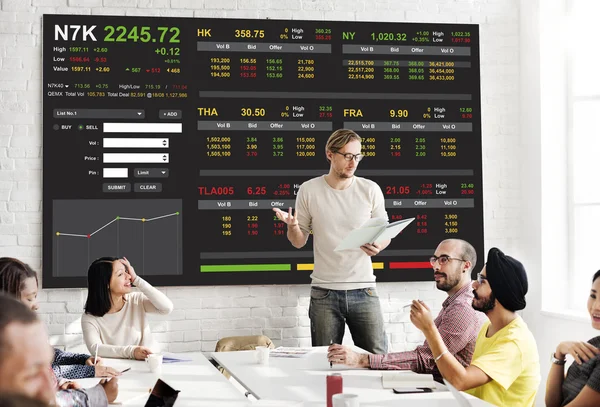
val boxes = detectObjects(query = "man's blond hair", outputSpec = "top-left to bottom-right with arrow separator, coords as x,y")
325,129 -> 361,162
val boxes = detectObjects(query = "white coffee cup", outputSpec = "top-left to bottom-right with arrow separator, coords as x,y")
332,393 -> 359,407
145,354 -> 163,373
255,346 -> 270,365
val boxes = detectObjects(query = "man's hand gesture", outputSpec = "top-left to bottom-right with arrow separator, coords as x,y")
273,207 -> 298,227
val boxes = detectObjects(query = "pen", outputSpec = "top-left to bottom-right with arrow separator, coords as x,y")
329,339 -> 333,368
94,343 -> 99,366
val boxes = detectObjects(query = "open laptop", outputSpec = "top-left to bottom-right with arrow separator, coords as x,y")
443,379 -> 472,407
144,378 -> 180,407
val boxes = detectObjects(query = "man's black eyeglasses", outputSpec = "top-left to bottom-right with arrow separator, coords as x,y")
429,255 -> 466,266
334,151 -> 364,162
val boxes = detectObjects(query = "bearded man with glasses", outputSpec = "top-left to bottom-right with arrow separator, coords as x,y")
327,239 -> 486,381
410,247 -> 541,407
273,129 -> 389,354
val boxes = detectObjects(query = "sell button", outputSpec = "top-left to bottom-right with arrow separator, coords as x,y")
134,183 -> 162,193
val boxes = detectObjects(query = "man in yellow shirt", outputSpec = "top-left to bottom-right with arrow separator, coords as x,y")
410,247 -> 540,407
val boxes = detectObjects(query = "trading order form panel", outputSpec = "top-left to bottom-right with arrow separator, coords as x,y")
42,14 -> 483,288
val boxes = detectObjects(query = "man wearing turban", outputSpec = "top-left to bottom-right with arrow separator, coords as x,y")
409,247 -> 541,407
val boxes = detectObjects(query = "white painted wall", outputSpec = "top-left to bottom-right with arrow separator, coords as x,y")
519,0 -> 598,405
0,0 -> 521,357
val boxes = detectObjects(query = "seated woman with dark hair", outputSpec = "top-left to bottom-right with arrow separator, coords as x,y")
0,257 -> 120,380
82,257 -> 173,360
545,270 -> 600,406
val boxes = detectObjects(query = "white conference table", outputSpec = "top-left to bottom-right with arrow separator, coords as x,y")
74,352 -> 250,406
211,347 -> 497,407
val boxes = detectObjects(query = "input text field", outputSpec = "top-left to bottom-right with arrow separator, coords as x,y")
102,168 -> 128,178
103,123 -> 182,133
103,153 -> 169,163
103,138 -> 169,148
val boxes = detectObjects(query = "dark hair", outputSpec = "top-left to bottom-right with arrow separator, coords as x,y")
594,270 -> 600,283
84,257 -> 119,317
0,393 -> 47,407
0,294 -> 38,358
0,257 -> 37,299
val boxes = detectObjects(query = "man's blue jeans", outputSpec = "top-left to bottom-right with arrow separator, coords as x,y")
308,286 -> 388,354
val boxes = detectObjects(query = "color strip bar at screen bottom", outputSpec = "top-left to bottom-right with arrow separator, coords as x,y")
201,264 -> 291,272
297,262 -> 384,271
389,261 -> 431,269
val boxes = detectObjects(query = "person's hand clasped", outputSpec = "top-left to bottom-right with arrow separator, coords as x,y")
95,365 -> 122,378
120,257 -> 137,281
327,344 -> 368,368
272,207 -> 298,226
555,341 -> 600,365
409,300 -> 435,332
100,377 -> 119,403
360,242 -> 381,256
133,346 -> 153,360
58,381 -> 81,390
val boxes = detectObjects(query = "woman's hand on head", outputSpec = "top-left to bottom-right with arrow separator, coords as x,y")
133,346 -> 153,360
120,257 -> 137,282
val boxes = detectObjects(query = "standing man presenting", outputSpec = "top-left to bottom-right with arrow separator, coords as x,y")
273,129 -> 389,353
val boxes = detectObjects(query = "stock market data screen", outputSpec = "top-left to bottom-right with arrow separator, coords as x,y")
42,14 -> 483,288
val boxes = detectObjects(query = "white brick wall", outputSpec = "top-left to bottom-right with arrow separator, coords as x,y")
0,0 -> 521,354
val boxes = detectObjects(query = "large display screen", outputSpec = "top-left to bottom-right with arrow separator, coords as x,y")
42,14 -> 483,288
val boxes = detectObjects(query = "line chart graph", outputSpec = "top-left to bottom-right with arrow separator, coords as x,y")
52,199 -> 182,278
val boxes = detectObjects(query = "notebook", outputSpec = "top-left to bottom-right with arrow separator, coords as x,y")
381,371 -> 436,391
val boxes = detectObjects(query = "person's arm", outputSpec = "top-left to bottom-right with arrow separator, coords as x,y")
545,362 -> 566,407
52,348 -> 96,379
133,276 -> 174,314
274,183 -> 311,248
410,300 -> 491,391
361,182 -> 390,256
52,363 -> 96,380
326,344 -> 414,370
53,348 -> 90,365
81,316 -> 137,359
414,306 -> 479,374
119,257 -> 173,315
562,385 -> 600,406
546,341 -> 600,407
369,350 -> 417,370
287,222 -> 310,248
55,385 -> 108,407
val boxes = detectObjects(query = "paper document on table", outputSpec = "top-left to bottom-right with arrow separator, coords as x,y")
335,217 -> 415,251
444,379 -> 473,407
382,371 -> 436,390
162,353 -> 192,363
269,347 -> 315,358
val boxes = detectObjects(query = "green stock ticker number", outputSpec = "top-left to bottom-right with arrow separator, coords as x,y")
103,26 -> 181,43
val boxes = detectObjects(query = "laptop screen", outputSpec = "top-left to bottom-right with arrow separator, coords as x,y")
144,379 -> 180,407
